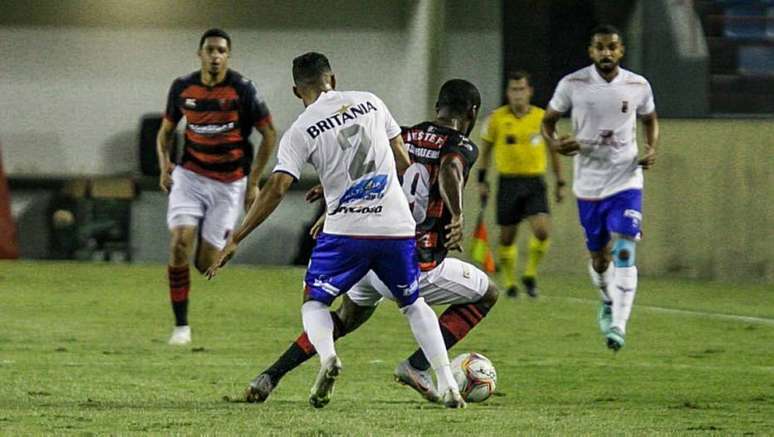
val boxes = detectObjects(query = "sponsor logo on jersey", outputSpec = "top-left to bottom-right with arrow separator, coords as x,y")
330,205 -> 384,216
306,101 -> 378,139
407,144 -> 440,159
188,122 -> 236,135
339,175 -> 388,205
403,129 -> 446,148
184,98 -> 196,109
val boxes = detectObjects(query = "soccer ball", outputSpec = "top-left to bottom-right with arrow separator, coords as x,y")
451,352 -> 497,402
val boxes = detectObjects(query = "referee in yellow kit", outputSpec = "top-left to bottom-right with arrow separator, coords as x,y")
478,71 -> 565,298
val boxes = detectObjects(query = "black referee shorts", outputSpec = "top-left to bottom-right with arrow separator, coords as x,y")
496,175 -> 549,226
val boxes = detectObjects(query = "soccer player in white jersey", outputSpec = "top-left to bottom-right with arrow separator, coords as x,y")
241,80 -> 500,405
206,52 -> 464,408
541,24 -> 659,351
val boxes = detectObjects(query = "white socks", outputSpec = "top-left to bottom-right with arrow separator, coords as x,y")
301,300 -> 336,364
400,297 -> 457,393
610,266 -> 638,334
588,261 -> 614,304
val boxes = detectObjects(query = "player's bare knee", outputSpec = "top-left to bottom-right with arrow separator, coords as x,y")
169,237 -> 192,261
533,227 -> 549,241
591,255 -> 609,273
481,282 -> 499,307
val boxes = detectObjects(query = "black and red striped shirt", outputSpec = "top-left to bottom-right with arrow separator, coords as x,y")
402,122 -> 479,271
164,69 -> 272,182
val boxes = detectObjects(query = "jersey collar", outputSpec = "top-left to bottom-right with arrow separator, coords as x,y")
589,64 -> 624,85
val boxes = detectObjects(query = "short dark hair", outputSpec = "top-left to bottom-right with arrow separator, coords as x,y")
292,52 -> 332,86
506,70 -> 531,85
590,24 -> 622,41
436,79 -> 481,116
199,28 -> 231,50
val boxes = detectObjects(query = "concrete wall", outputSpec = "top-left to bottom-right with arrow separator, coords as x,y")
2,0 -> 491,176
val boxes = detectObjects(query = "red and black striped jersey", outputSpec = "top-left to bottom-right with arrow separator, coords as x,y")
164,69 -> 272,183
401,122 -> 479,271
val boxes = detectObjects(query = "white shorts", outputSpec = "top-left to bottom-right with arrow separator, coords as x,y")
348,258 -> 490,307
166,166 -> 246,250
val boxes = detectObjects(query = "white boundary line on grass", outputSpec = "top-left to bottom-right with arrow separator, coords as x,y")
554,296 -> 774,326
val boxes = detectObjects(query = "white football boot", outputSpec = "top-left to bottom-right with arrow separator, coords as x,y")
394,360 -> 441,403
309,355 -> 342,408
168,325 -> 191,345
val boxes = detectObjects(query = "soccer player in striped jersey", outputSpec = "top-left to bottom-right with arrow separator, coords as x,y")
241,79 -> 500,405
157,29 -> 277,345
542,24 -> 659,351
207,52 -> 464,408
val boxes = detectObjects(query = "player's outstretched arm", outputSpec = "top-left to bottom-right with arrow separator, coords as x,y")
206,171 -> 294,279
639,112 -> 659,170
439,154 -> 465,251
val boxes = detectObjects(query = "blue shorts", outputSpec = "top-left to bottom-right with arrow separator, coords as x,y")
305,233 -> 419,307
577,189 -> 642,252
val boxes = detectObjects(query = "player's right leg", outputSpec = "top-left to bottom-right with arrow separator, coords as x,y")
300,234 -> 373,408
165,166 -> 208,345
498,224 -> 519,298
246,294 -> 378,403
372,239 -> 464,408
589,247 -> 614,334
167,225 -> 197,345
496,177 -> 526,298
577,197 -> 615,337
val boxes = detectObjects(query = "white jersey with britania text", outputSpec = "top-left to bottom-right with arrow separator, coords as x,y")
548,65 -> 656,200
273,90 -> 415,237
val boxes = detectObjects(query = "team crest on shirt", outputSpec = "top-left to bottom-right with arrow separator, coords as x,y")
621,101 -> 629,113
506,134 -> 517,145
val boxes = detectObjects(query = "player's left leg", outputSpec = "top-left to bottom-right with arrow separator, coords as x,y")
372,239 -> 464,408
394,259 -> 496,402
520,177 -> 552,297
523,213 -> 551,297
403,259 -> 497,371
195,175 -> 247,274
605,189 -> 644,351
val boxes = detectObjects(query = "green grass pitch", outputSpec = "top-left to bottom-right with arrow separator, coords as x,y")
1,261 -> 772,435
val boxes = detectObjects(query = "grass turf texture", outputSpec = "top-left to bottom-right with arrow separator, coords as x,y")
0,261 -> 772,435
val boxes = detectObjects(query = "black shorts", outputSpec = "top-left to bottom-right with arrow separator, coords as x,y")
496,176 -> 549,226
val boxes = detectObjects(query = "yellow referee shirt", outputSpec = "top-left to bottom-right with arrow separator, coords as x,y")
480,105 -> 547,176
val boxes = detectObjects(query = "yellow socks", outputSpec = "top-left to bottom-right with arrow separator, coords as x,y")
524,236 -> 550,279
498,244 -> 518,289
